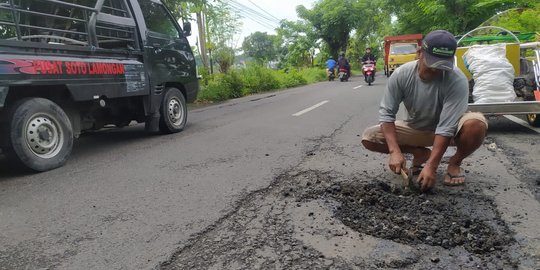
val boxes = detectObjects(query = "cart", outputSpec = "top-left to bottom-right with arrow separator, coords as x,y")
455,26 -> 540,127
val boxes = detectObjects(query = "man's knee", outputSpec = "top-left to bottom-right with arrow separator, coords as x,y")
361,139 -> 374,150
461,119 -> 487,136
456,119 -> 487,145
362,139 -> 389,154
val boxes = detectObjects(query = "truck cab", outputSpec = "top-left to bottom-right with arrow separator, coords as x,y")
383,34 -> 423,77
0,0 -> 199,171
387,43 -> 418,76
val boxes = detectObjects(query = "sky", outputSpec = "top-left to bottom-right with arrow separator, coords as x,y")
234,0 -> 315,37
187,0 -> 316,48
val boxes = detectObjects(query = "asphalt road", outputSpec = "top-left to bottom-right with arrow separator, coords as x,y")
1,74 -> 539,269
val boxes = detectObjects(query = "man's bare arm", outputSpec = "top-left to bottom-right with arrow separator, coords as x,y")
381,122 -> 406,173
418,135 -> 451,191
380,122 -> 400,154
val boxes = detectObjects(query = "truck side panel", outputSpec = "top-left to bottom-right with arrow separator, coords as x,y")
0,55 -> 148,105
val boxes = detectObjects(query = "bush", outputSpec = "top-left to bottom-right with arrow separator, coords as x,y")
276,69 -> 307,88
298,68 -> 327,84
197,74 -> 230,102
240,65 -> 281,95
196,66 -> 328,103
197,71 -> 244,102
223,70 -> 244,98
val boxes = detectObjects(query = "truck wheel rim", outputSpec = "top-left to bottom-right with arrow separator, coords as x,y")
25,114 -> 63,158
528,114 -> 536,122
168,97 -> 184,126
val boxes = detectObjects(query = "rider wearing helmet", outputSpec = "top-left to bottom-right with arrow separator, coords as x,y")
362,47 -> 377,63
338,52 -> 351,78
362,48 -> 377,80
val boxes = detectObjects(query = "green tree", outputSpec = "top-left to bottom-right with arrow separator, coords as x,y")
297,0 -> 361,59
163,0 -> 241,73
482,5 -> 540,33
347,0 -> 393,65
163,0 -> 204,22
213,46 -> 235,73
205,1 -> 241,73
384,0 -> 534,35
242,32 -> 277,64
206,1 -> 242,47
276,20 -> 319,67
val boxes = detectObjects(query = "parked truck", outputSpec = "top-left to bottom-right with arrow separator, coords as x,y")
0,0 -> 199,171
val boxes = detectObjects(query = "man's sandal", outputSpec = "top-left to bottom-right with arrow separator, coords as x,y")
443,172 -> 466,186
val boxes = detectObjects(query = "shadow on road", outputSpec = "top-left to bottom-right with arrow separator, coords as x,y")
0,124 -> 156,178
487,116 -> 537,134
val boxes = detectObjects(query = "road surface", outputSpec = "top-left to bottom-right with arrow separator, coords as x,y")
1,74 -> 539,269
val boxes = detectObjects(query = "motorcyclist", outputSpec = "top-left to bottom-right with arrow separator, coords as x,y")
361,47 -> 377,63
326,56 -> 337,76
362,48 -> 377,80
338,52 -> 351,78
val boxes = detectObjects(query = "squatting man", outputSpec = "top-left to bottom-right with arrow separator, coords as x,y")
361,30 -> 488,192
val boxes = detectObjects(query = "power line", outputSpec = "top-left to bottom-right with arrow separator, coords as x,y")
246,0 -> 281,22
230,8 -> 275,30
230,0 -> 280,24
224,2 -> 278,31
228,0 -> 280,25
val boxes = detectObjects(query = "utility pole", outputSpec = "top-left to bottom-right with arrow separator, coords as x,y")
196,11 -> 209,71
203,8 -> 213,74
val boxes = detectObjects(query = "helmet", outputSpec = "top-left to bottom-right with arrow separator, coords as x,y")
340,52 -> 345,57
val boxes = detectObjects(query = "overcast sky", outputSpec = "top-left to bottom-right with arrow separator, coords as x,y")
187,0 -> 316,47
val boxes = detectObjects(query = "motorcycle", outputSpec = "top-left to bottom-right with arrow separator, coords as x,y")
327,68 -> 335,81
338,66 -> 349,82
362,60 -> 376,86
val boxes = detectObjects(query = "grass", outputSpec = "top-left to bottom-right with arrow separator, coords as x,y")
196,66 -> 327,103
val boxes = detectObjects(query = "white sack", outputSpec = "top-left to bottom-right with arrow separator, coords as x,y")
462,44 -> 516,104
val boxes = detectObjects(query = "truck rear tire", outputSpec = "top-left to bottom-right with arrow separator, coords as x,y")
527,113 -> 540,127
4,98 -> 73,171
159,88 -> 187,134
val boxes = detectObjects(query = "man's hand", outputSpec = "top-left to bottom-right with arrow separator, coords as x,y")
388,152 -> 406,174
417,165 -> 437,191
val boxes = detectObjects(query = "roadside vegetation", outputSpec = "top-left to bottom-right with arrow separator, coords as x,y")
172,0 -> 539,103
197,66 -> 326,103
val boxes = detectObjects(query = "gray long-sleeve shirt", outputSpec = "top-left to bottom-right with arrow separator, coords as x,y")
379,60 -> 469,137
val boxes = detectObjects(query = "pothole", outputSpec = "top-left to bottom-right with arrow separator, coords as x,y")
162,168 -> 522,270
301,179 -> 518,267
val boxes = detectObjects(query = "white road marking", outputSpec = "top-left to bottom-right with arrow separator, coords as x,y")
504,115 -> 540,133
353,85 -> 363,89
292,100 -> 329,116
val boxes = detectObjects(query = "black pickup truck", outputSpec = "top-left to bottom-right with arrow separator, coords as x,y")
0,0 -> 199,171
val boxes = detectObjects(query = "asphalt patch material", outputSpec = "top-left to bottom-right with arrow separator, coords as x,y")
162,169 -> 521,270
325,181 -> 514,254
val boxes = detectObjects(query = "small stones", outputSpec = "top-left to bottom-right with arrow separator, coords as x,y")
430,257 -> 440,263
324,259 -> 334,266
487,143 -> 498,152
